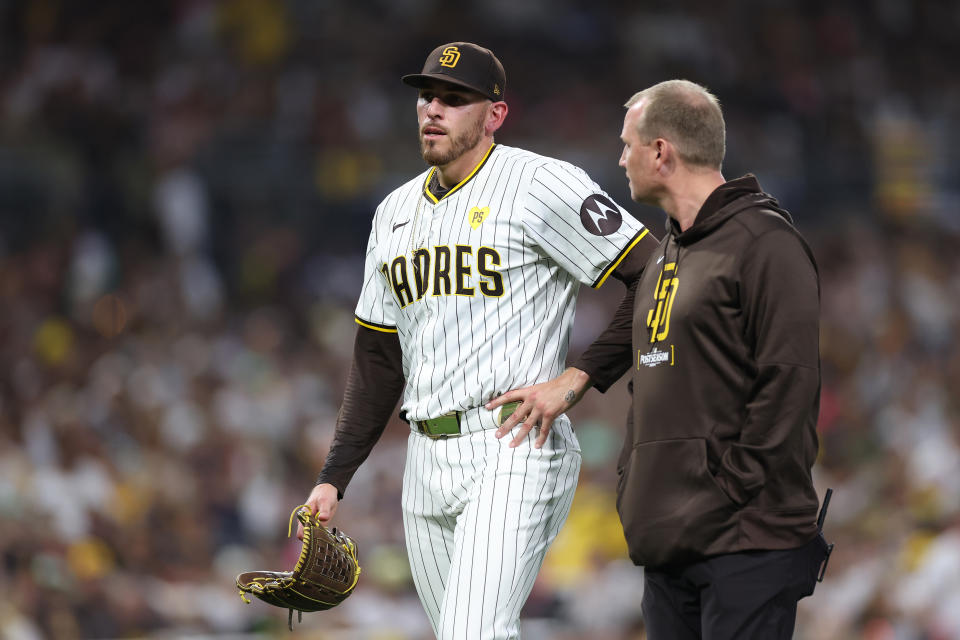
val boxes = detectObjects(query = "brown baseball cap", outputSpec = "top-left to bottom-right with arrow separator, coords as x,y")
402,42 -> 506,102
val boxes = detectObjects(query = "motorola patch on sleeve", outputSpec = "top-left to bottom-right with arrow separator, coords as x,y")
579,194 -> 623,236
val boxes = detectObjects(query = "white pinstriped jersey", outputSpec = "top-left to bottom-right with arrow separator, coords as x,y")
355,143 -> 648,422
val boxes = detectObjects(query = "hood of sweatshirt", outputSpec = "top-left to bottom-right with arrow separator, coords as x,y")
666,174 -> 794,246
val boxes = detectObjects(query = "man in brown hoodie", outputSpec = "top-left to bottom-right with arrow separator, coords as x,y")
489,80 -> 831,638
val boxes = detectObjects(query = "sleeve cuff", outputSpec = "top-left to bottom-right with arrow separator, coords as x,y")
354,316 -> 398,333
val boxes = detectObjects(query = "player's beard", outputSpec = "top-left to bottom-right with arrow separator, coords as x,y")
420,115 -> 485,167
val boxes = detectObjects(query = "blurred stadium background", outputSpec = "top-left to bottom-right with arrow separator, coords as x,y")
1,0 -> 958,638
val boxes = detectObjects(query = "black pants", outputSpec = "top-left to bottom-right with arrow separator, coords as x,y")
641,536 -> 827,640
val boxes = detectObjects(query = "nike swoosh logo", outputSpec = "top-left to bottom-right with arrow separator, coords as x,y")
657,255 -> 665,264
392,221 -> 410,232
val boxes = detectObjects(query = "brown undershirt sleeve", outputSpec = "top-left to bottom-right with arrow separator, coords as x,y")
315,325 -> 404,499
571,230 -> 658,392
572,279 -> 637,392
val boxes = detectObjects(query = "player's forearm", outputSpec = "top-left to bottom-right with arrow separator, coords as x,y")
570,278 -> 637,392
316,327 -> 404,498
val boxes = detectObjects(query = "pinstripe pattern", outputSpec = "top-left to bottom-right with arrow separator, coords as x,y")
403,421 -> 580,639
354,144 -> 645,638
355,144 -> 647,421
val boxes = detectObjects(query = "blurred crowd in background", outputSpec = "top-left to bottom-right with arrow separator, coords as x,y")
1,0 -> 959,638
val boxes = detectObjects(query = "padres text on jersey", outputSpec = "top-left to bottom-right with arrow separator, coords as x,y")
355,144 -> 649,421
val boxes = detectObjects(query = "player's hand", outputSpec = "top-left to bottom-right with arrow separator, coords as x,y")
486,367 -> 592,449
296,483 -> 340,540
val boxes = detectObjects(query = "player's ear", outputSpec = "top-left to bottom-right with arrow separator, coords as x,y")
485,101 -> 508,135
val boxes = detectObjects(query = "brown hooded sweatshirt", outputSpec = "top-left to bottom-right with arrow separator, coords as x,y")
610,175 -> 821,568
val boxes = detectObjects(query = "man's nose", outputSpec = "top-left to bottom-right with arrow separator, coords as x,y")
425,97 -> 443,117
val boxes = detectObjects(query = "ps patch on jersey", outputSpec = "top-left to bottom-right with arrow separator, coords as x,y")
579,194 -> 622,236
468,206 -> 490,229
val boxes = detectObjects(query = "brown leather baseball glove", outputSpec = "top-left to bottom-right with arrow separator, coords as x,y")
237,504 -> 361,629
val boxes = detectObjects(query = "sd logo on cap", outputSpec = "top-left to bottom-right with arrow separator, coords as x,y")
402,42 -> 506,102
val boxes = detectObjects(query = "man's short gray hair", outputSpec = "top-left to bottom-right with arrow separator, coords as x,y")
625,80 -> 725,169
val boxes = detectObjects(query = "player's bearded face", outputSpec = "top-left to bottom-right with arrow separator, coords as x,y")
419,109 -> 485,166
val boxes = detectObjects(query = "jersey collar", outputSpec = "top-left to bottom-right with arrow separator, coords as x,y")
422,143 -> 496,204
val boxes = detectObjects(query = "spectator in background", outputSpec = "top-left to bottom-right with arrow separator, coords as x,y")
2,2 -> 960,638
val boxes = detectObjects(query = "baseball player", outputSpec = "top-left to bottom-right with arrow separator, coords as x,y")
300,42 -> 658,639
